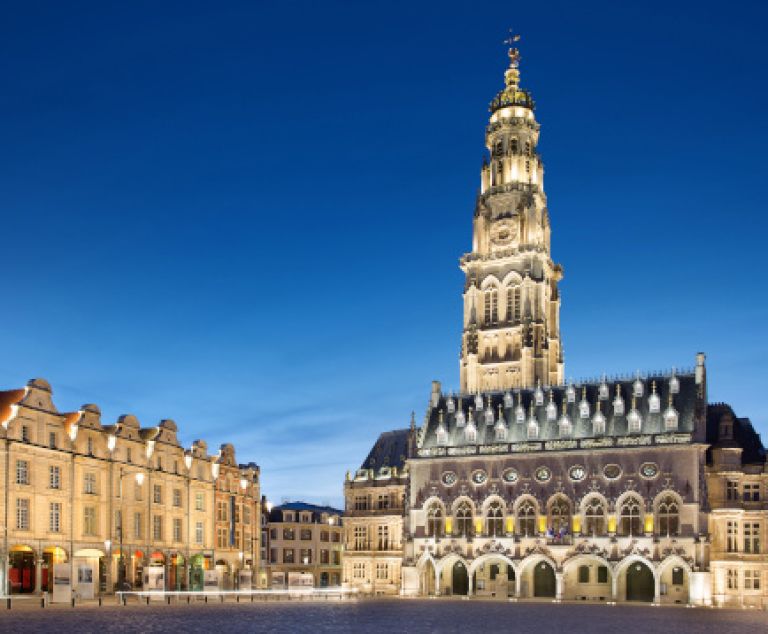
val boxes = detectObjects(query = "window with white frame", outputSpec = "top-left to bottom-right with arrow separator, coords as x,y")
353,563 -> 366,580
153,484 -> 162,504
134,512 -> 143,539
173,518 -> 182,542
744,570 -> 761,590
195,521 -> 204,545
49,465 -> 61,489
376,563 -> 389,580
377,525 -> 389,550
16,498 -> 30,530
84,472 -> 97,494
354,526 -> 367,550
50,502 -> 61,532
744,522 -> 760,554
195,492 -> 205,511
83,506 -> 97,535
727,568 -> 738,590
173,488 -> 182,507
726,521 -> 738,553
153,515 -> 163,540
16,460 -> 29,485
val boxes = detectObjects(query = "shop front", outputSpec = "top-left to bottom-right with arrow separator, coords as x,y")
8,545 -> 35,594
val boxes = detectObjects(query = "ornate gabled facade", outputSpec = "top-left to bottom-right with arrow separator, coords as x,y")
460,41 -> 563,393
0,378 -> 260,597
342,425 -> 414,595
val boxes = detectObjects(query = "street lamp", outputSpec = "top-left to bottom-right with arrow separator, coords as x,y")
115,470 -> 144,590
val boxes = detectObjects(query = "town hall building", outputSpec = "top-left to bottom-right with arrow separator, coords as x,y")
344,40 -> 767,608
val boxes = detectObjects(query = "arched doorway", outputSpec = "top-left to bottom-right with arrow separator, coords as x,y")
626,562 -> 654,602
452,561 -> 469,596
420,560 -> 435,596
533,561 -> 556,598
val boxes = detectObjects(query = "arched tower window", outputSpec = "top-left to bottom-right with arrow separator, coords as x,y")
657,495 -> 679,536
506,286 -> 521,322
510,138 -> 519,154
619,495 -> 643,537
455,501 -> 473,537
487,501 -> 504,537
484,288 -> 499,325
495,161 -> 504,185
584,498 -> 606,536
524,140 -> 531,156
517,500 -> 537,537
427,503 -> 443,537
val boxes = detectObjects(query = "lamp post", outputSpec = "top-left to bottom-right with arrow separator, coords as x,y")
115,469 -> 144,590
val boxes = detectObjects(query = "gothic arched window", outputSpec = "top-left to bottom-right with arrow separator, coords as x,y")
484,288 -> 499,325
549,496 -> 571,535
657,495 -> 679,536
426,503 -> 443,538
506,285 -> 521,322
486,501 -> 504,536
455,501 -> 473,537
517,500 -> 537,537
584,498 -> 606,536
619,495 -> 643,537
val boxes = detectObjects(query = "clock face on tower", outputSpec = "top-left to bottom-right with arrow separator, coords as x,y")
490,221 -> 517,248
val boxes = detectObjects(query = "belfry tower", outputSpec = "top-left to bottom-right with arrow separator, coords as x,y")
460,37 -> 564,393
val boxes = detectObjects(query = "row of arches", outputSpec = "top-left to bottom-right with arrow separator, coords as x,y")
424,491 -> 681,538
419,552 -> 692,604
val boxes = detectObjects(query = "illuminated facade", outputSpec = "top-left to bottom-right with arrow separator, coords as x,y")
460,42 -> 563,393
343,427 -> 412,595
264,502 -> 343,588
347,40 -> 766,606
0,378 -> 260,596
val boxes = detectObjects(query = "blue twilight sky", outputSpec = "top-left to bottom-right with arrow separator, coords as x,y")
2,1 -> 767,507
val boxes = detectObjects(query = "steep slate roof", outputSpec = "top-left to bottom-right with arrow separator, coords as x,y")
706,402 -> 766,465
418,370 -> 702,455
269,501 -> 342,522
361,428 -> 410,470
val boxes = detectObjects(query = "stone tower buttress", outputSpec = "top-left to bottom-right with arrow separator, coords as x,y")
459,40 -> 564,393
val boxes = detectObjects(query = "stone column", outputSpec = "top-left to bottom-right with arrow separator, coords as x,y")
34,556 -> 43,594
555,571 -> 563,601
653,574 -> 661,604
611,574 -> 618,602
515,572 -> 522,598
434,566 -> 441,596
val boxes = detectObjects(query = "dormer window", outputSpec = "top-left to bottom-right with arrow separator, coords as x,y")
669,369 -> 680,395
436,425 -> 448,446
648,381 -> 660,414
534,383 -> 544,406
475,394 -> 484,411
446,398 -> 455,414
527,416 -> 539,440
613,385 -> 625,416
495,420 -> 508,442
663,405 -> 679,431
503,392 -> 513,409
566,384 -> 576,403
593,405 -> 606,435
484,408 -> 494,425
627,397 -> 642,433
558,411 -> 572,437
546,397 -> 557,422
455,409 -> 466,427
633,376 -> 644,398
465,423 -> 477,443
515,403 -> 525,423
598,378 -> 609,400
579,387 -> 590,419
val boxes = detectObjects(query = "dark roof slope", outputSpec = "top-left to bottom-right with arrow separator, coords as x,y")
269,501 -> 342,522
706,402 -> 766,465
361,428 -> 410,470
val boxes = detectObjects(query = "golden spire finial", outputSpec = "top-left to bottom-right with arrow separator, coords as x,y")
503,29 -> 521,65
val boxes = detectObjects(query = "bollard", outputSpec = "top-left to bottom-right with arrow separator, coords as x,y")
236,595 -> 240,603
146,596 -> 150,606
204,595 -> 208,604
251,594 -> 254,603
6,597 -> 11,610
220,595 -> 224,603
72,597 -> 76,608
187,595 -> 190,604
98,597 -> 102,607
167,595 -> 171,605
41,597 -> 45,608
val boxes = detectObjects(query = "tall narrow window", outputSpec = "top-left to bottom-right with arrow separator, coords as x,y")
487,502 -> 504,536
377,525 -> 389,550
455,502 -> 473,537
657,495 -> 679,536
484,288 -> 499,325
744,522 -> 760,554
16,498 -> 30,530
16,460 -> 29,485
549,497 -> 571,535
619,496 -> 643,536
584,498 -> 605,536
726,521 -> 738,553
427,504 -> 443,538
84,473 -> 96,495
83,506 -> 97,536
49,502 -> 62,532
517,500 -> 537,537
49,466 -> 61,489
